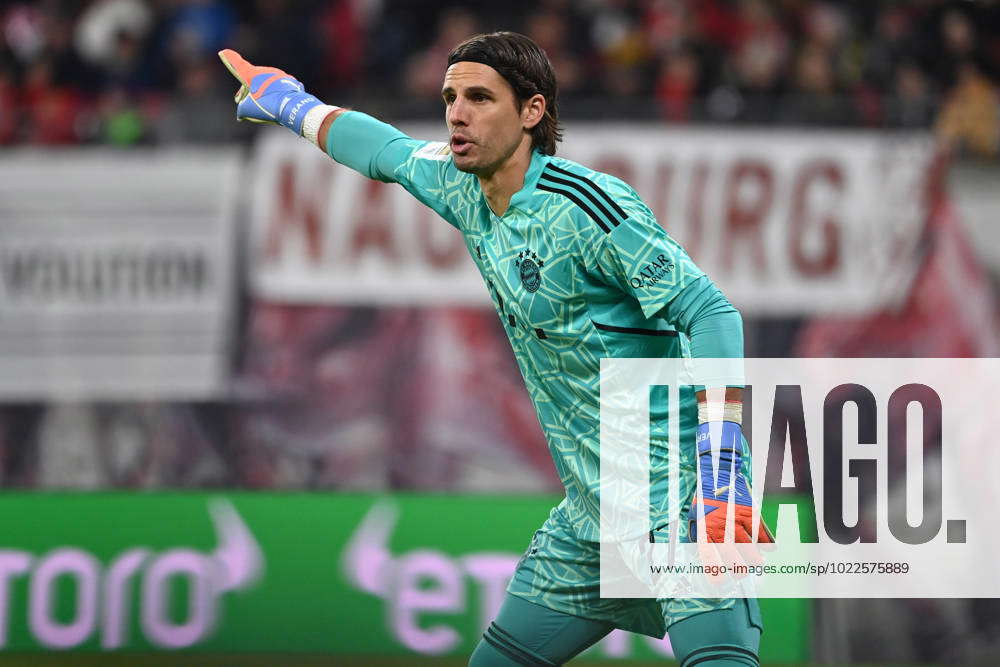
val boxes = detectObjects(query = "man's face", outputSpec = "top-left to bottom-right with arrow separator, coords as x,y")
442,61 -> 528,175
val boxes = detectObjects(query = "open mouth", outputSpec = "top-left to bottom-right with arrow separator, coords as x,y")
450,135 -> 473,155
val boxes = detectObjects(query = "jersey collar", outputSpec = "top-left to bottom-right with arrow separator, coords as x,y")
507,148 -> 550,215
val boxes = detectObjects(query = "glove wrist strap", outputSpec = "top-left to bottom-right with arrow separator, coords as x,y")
697,398 -> 742,425
303,104 -> 341,147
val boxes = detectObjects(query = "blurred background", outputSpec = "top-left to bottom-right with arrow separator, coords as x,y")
1,0 -> 999,665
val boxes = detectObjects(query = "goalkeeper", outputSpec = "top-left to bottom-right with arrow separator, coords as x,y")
221,31 -> 772,667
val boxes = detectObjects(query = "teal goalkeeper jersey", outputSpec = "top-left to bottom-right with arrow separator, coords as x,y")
329,112 -> 739,542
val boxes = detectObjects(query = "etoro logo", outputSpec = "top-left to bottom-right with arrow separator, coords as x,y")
340,500 -> 676,659
341,501 -> 519,655
0,499 -> 262,650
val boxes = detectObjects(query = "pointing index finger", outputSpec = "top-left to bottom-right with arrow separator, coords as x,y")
218,49 -> 251,85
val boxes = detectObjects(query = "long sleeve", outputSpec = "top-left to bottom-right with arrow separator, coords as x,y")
325,110 -> 463,229
657,274 -> 743,359
325,110 -> 411,181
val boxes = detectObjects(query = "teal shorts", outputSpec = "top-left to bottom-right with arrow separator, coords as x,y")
507,504 -> 760,639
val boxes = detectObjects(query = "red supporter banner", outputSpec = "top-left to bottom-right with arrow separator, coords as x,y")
248,125 -> 936,315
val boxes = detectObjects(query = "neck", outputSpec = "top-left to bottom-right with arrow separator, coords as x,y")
478,139 -> 533,217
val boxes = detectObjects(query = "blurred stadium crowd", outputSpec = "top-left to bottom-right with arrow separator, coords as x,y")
1,0 -> 999,155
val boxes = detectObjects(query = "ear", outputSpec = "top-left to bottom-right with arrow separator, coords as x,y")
521,93 -> 546,131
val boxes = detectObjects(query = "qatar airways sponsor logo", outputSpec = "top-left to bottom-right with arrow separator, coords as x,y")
629,254 -> 674,289
0,500 -> 262,650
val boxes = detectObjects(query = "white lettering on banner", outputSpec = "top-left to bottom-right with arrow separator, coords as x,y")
391,551 -> 463,654
101,549 -> 148,649
342,501 -> 518,654
249,126 -> 934,315
340,500 -> 673,658
462,555 -> 518,633
0,500 -> 261,650
141,550 -> 217,649
29,549 -> 99,649
0,553 -> 30,646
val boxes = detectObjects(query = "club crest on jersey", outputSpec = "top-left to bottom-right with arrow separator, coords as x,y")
515,248 -> 544,293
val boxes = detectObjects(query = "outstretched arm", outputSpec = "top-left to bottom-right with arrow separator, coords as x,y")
218,49 -> 459,224
218,49 -> 402,175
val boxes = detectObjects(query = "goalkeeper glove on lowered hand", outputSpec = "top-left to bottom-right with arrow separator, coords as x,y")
218,49 -> 329,136
688,420 -> 774,561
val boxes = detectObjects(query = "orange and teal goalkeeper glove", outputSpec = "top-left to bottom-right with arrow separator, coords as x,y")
688,420 -> 774,545
218,49 -> 326,136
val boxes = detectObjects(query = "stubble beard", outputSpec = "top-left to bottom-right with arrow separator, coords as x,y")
453,133 -> 523,178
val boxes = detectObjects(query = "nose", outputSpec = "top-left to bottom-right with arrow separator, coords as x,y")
447,97 -> 467,128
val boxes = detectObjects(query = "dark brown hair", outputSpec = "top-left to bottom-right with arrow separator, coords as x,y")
447,31 -> 563,155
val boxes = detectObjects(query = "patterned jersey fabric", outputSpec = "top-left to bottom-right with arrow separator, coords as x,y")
369,129 -> 710,542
